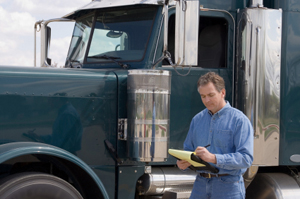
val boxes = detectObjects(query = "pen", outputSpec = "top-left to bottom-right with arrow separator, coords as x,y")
194,144 -> 211,154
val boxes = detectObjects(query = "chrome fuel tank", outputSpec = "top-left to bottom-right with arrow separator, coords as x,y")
137,167 -> 196,196
246,173 -> 300,199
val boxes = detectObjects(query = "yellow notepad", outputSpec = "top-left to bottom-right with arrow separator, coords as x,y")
168,149 -> 205,167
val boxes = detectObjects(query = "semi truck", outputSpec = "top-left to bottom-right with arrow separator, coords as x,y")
0,0 -> 300,198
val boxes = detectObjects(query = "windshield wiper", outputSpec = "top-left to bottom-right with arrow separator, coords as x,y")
88,55 -> 128,69
67,59 -> 82,68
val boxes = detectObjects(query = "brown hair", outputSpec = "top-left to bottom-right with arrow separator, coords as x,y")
197,72 -> 225,92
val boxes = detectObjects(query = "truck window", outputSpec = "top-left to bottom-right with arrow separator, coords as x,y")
88,30 -> 128,55
164,15 -> 228,68
86,6 -> 158,63
66,14 -> 94,66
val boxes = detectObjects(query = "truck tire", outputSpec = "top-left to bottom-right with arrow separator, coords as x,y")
0,172 -> 83,199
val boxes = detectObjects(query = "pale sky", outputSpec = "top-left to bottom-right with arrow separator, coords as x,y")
0,0 -> 91,67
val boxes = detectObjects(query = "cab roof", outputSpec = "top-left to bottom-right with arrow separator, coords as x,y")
63,0 -> 175,19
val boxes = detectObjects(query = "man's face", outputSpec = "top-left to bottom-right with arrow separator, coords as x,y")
198,82 -> 226,114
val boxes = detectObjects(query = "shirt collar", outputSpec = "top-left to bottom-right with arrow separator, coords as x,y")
207,101 -> 231,118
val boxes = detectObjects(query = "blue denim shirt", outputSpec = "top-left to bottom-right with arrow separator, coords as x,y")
184,102 -> 253,176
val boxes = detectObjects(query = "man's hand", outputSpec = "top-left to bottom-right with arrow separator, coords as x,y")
195,146 -> 217,164
177,160 -> 191,170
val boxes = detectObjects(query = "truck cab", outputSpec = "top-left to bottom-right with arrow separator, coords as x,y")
1,0 -> 300,199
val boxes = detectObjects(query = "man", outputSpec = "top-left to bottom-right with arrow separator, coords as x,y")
177,72 -> 253,199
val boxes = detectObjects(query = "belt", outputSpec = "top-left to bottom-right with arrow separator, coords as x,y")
199,173 -> 229,178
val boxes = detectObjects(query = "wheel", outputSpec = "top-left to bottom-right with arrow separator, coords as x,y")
0,172 -> 83,199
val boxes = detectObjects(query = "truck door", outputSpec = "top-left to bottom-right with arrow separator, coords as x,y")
161,8 -> 235,150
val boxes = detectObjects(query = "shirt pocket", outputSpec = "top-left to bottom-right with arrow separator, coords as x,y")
214,130 -> 233,151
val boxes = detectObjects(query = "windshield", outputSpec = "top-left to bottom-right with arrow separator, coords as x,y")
87,6 -> 157,64
66,14 -> 94,66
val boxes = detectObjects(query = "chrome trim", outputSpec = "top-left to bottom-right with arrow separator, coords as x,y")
34,20 -> 43,67
153,5 -> 176,66
153,14 -> 164,65
118,118 -> 128,140
164,4 -> 169,52
128,70 -> 171,76
254,26 -> 261,139
134,119 -> 168,125
42,18 -> 73,26
145,166 -> 152,174
133,137 -> 168,142
238,8 -> 282,166
290,155 -> 300,163
175,0 -> 184,65
127,89 -> 170,94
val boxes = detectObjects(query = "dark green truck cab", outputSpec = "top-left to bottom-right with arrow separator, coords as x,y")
1,0 -> 300,199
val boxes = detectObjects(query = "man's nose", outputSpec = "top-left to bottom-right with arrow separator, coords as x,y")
204,97 -> 210,103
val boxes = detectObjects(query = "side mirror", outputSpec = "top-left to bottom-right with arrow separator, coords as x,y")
35,18 -> 73,67
175,0 -> 199,66
46,26 -> 52,65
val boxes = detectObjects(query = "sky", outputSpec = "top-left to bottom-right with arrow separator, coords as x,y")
0,0 -> 91,67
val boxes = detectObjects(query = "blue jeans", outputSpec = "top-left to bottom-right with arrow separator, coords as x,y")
190,174 -> 245,199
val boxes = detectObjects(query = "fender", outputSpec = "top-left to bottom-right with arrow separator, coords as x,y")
0,142 -> 109,199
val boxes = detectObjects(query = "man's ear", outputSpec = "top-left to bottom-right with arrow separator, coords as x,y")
221,88 -> 226,98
